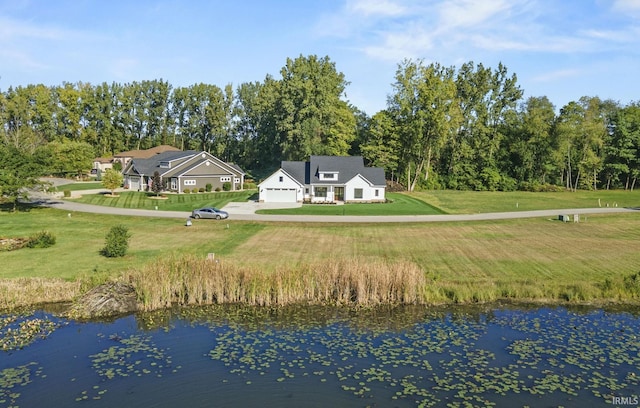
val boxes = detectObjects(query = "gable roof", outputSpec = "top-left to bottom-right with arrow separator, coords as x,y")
124,150 -> 198,176
278,156 -> 385,186
114,145 -> 180,159
281,161 -> 309,185
124,150 -> 245,179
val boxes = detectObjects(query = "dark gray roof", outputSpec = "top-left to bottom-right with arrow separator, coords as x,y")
360,167 -> 386,186
281,161 -> 308,185
228,163 -> 246,176
281,156 -> 385,186
127,150 -> 197,175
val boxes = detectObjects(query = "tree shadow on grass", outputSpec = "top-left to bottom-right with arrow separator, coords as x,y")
1,202 -> 35,213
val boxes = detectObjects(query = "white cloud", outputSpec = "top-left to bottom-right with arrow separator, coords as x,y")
0,16 -> 68,41
612,0 -> 640,12
436,0 -> 512,29
363,26 -> 434,61
316,0 -> 640,65
0,47 -> 48,70
347,0 -> 408,17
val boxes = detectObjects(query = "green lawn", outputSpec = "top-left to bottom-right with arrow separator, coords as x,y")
415,189 -> 640,214
71,190 -> 257,211
257,193 -> 446,215
1,205 -> 264,280
50,181 -> 104,191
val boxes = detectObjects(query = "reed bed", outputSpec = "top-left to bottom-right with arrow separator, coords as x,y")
122,256 -> 640,312
0,278 -> 83,310
125,256 -> 428,311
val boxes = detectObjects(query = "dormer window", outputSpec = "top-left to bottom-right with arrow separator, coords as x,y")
159,161 -> 170,168
321,172 -> 337,180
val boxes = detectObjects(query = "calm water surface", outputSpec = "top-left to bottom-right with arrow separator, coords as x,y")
1,304 -> 639,407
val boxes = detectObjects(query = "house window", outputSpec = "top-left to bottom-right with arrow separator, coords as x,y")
159,161 -> 170,168
184,180 -> 196,186
279,176 -> 284,182
234,178 -> 240,183
170,178 -> 177,190
354,188 -> 363,199
305,188 -> 309,194
220,176 -> 231,182
315,187 -> 327,198
375,189 -> 379,197
321,173 -> 336,179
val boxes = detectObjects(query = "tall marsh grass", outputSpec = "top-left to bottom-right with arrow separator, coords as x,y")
125,256 -> 428,311
5,258 -> 638,315
122,256 -> 640,312
0,278 -> 82,310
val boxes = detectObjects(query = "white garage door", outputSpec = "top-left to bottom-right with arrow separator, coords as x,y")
265,188 -> 297,202
128,177 -> 140,191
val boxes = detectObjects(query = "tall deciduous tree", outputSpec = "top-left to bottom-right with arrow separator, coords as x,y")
358,110 -> 400,180
48,140 -> 95,178
275,55 -> 356,161
0,145 -> 48,211
605,103 -> 640,190
447,62 -> 522,190
389,60 -> 461,191
504,96 -> 557,187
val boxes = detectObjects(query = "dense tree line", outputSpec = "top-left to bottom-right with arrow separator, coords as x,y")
1,55 -> 639,192
355,60 -> 639,191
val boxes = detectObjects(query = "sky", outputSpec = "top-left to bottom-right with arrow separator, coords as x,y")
0,0 -> 638,115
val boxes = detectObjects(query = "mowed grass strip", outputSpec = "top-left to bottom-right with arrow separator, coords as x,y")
229,215 -> 640,287
70,190 -> 256,211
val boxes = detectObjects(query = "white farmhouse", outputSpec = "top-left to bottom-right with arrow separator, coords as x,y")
259,156 -> 386,203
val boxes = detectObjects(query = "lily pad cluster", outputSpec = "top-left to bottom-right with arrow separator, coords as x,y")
0,315 -> 59,351
89,333 -> 178,380
0,363 -> 44,407
204,306 -> 640,407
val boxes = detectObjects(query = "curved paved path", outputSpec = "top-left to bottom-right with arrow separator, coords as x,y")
40,196 -> 638,223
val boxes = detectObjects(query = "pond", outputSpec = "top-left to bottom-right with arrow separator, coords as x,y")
1,304 -> 639,407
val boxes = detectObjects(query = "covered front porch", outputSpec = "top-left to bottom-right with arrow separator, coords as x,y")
309,185 -> 344,203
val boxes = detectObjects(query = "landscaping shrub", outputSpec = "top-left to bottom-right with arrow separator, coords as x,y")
100,225 -> 131,258
27,231 -> 56,248
198,187 -> 205,193
215,187 -> 221,192
243,182 -> 257,189
183,188 -> 190,194
205,183 -> 212,192
63,190 -> 71,198
222,182 -> 231,191
519,182 -> 566,192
